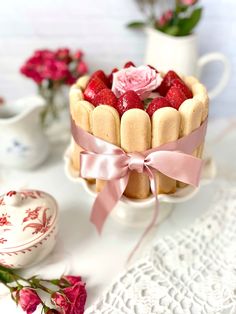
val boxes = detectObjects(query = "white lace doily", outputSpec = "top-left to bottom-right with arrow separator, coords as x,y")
86,182 -> 236,314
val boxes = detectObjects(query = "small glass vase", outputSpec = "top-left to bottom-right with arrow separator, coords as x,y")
38,84 -> 70,143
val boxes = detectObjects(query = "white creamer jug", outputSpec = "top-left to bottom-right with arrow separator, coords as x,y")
0,96 -> 49,169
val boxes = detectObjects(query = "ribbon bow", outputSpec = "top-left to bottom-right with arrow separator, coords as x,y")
71,116 -> 208,234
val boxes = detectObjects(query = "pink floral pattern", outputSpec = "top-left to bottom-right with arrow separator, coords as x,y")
23,208 -> 52,235
6,191 -> 17,197
0,190 -> 42,207
20,190 -> 42,200
23,207 -> 41,223
0,213 -> 12,227
0,198 -> 5,206
0,238 -> 7,244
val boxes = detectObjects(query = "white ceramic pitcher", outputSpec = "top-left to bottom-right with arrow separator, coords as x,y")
0,96 -> 49,169
145,28 -> 230,99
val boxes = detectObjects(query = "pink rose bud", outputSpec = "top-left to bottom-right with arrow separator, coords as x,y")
112,65 -> 162,100
180,0 -> 198,5
55,48 -> 70,59
76,61 -> 88,75
51,292 -> 69,311
158,14 -> 167,27
74,50 -> 84,60
164,9 -> 174,21
18,288 -> 41,314
0,97 -> 4,105
158,9 -> 173,27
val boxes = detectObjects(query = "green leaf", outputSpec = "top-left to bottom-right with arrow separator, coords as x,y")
0,266 -> 15,284
126,21 -> 146,29
164,25 -> 180,36
177,7 -> 203,36
50,279 -> 60,286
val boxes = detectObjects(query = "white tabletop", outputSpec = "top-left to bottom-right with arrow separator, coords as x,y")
0,117 -> 235,313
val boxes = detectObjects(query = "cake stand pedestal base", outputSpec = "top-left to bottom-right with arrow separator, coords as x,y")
110,199 -> 173,228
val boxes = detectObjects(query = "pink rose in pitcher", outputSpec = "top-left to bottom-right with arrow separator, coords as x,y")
112,65 -> 162,99
180,0 -> 198,5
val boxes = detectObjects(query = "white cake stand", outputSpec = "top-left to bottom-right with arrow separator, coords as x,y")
64,146 -> 216,228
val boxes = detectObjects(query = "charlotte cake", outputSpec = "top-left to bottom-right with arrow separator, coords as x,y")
69,62 -> 209,199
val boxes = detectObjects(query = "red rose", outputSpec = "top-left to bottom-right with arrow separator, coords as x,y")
20,55 -> 45,84
76,61 -> 88,76
20,48 -> 87,85
74,50 -> 83,60
52,281 -> 87,314
34,49 -> 55,60
55,48 -> 71,63
40,59 -> 70,81
18,288 -> 41,314
25,56 -> 42,66
20,65 -> 43,84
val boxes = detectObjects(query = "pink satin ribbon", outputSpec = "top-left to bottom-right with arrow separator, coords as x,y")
71,116 -> 208,235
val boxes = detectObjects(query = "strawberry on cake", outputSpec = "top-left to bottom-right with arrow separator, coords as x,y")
69,62 -> 209,198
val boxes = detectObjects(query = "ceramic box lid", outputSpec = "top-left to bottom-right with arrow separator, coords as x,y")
0,190 -> 58,251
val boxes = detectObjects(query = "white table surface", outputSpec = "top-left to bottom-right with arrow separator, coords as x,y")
0,117 -> 235,313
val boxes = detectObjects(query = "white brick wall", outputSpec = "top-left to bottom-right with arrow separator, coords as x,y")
0,0 -> 235,117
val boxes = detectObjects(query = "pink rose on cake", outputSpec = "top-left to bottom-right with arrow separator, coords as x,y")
112,65 -> 162,100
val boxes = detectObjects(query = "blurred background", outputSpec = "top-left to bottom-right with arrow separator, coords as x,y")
0,0 -> 235,117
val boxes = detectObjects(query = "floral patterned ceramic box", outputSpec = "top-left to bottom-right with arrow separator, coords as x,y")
0,190 -> 58,268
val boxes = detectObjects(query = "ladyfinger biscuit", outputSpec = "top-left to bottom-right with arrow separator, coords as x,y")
121,109 -> 151,199
192,82 -> 209,158
76,75 -> 90,91
184,77 -> 209,123
184,77 -> 209,158
184,76 -> 199,90
69,84 -> 84,113
92,105 -> 120,192
178,98 -> 204,187
192,82 -> 209,121
70,99 -> 94,171
69,84 -> 84,171
152,107 -> 181,194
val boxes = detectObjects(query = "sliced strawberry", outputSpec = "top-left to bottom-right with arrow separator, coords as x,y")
84,77 -> 107,103
166,86 -> 187,110
108,68 -> 119,87
172,78 -> 193,99
146,97 -> 172,117
117,90 -> 144,116
90,70 -> 109,86
124,61 -> 135,68
157,70 -> 181,96
93,88 -> 118,107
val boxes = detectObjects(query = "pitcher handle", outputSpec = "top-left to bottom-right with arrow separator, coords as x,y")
197,52 -> 231,100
